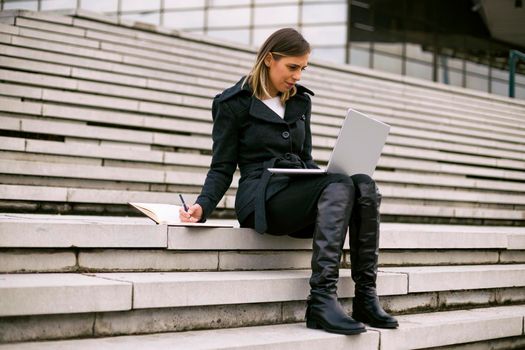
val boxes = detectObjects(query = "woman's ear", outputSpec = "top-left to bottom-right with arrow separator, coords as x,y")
264,52 -> 273,68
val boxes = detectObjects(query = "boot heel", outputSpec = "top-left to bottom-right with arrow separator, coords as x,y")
306,317 -> 322,329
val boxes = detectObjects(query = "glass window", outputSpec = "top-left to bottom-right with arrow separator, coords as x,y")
41,0 -> 77,10
312,47 -> 345,64
208,7 -> 250,28
516,72 -> 525,85
256,0 -> 299,4
405,60 -> 432,80
164,10 -> 204,29
210,0 -> 251,5
466,61 -> 489,75
207,29 -> 250,45
349,46 -> 370,68
352,42 -> 370,50
183,29 -> 205,35
302,25 -> 346,46
491,78 -> 508,97
164,0 -> 205,9
515,84 -> 525,99
491,67 -> 508,81
438,65 -> 462,86
466,73 -> 488,92
121,0 -> 160,12
405,43 -> 433,63
302,3 -> 347,24
445,56 -> 463,70
374,43 -> 403,55
80,0 -> 118,13
4,0 -> 38,10
254,5 -> 298,26
448,69 -> 463,87
373,52 -> 402,75
121,12 -> 160,25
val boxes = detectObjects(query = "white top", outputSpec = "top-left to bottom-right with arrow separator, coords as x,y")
261,96 -> 285,119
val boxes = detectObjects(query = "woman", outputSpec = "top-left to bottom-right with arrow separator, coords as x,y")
180,28 -> 398,335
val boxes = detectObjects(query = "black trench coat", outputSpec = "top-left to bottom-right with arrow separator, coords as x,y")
195,77 -> 319,233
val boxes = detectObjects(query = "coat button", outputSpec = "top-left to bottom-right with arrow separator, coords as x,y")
281,131 -> 290,139
301,114 -> 306,120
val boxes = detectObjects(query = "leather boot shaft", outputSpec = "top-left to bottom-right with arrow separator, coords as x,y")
306,181 -> 366,335
309,181 -> 354,292
349,174 -> 398,329
349,176 -> 381,289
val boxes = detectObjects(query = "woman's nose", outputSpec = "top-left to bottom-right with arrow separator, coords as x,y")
292,71 -> 301,81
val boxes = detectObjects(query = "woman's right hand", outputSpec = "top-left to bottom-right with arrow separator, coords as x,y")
179,203 -> 203,223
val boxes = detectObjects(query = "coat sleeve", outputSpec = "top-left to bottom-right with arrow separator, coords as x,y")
300,96 -> 320,169
195,97 -> 238,221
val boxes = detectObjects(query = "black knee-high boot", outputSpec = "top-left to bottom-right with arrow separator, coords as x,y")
349,175 -> 398,329
305,182 -> 366,335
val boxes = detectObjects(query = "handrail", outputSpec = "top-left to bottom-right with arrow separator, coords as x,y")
508,49 -> 525,98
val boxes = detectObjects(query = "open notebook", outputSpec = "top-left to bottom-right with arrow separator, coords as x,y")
129,202 -> 234,227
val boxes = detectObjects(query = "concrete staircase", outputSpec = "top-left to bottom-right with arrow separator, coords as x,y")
0,9 -> 525,349
1,214 -> 525,348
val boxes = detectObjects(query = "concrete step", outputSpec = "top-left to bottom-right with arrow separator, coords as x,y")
2,157 -> 525,207
3,135 -> 525,194
382,264 -> 525,292
6,235 -> 525,273
2,215 -> 523,250
0,184 -> 229,209
0,305 -> 524,349
3,110 -> 525,178
0,158 -> 216,187
0,270 -> 407,317
1,215 -> 524,273
1,183 -> 524,222
4,247 -> 522,274
4,110 -> 525,176
1,265 -> 525,317
3,135 -> 525,195
0,214 -> 168,248
3,107 -> 525,179
0,273 -> 132,316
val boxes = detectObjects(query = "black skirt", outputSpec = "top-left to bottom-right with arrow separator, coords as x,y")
241,173 -> 357,238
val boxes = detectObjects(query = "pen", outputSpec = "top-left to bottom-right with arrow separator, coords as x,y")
179,194 -> 189,212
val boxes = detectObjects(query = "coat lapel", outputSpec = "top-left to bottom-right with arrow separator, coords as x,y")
249,98 -> 286,124
222,76 -> 313,125
284,94 -> 310,124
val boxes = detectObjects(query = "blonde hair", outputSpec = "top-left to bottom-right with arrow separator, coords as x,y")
244,28 -> 310,104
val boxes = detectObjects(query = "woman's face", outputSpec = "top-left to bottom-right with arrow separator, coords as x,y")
265,52 -> 309,98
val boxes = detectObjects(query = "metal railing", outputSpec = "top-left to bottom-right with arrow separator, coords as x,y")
508,50 -> 525,98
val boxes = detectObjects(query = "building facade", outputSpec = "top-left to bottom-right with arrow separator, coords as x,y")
2,0 -> 524,99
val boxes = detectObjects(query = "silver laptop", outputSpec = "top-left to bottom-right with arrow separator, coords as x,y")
268,109 -> 390,176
